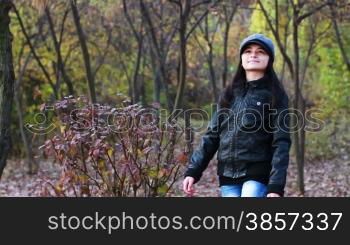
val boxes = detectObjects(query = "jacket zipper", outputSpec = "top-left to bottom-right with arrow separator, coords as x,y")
234,100 -> 242,161
233,87 -> 248,164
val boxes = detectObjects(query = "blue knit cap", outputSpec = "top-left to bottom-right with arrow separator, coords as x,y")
239,33 -> 275,61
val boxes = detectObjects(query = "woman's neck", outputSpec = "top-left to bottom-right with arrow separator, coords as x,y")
245,71 -> 265,82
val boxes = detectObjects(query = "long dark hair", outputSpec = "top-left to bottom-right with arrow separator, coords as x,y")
219,58 -> 287,109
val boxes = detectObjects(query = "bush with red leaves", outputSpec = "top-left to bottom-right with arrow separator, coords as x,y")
39,96 -> 189,197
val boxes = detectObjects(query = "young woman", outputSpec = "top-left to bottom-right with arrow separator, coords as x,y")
183,34 -> 291,197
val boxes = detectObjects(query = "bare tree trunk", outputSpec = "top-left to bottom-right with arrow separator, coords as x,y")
45,7 -> 75,96
124,1 -> 144,104
177,0 -> 192,154
258,0 -> 328,194
201,14 -> 219,102
132,35 -> 144,104
111,42 -> 133,100
222,23 -> 230,88
171,0 -> 218,154
15,39 -> 38,174
0,0 -> 15,178
329,1 -> 350,72
122,0 -> 144,104
139,0 -> 173,110
279,8 -> 290,83
13,6 -> 57,98
173,0 -> 191,112
140,55 -> 146,106
70,0 -> 96,103
292,6 -> 305,194
291,0 -> 329,194
299,97 -> 306,170
222,1 -> 238,88
208,43 -> 218,102
149,48 -> 161,104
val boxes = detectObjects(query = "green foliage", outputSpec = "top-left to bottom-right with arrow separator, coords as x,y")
313,33 -> 350,118
306,115 -> 350,161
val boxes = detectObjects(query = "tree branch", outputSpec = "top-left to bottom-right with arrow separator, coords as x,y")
297,2 -> 329,24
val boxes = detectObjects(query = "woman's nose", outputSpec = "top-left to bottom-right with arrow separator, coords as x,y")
250,52 -> 258,58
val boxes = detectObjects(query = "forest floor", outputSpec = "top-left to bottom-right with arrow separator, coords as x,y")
171,156 -> 350,197
0,155 -> 349,197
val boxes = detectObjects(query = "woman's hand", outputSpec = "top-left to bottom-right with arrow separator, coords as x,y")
183,176 -> 195,196
267,193 -> 281,197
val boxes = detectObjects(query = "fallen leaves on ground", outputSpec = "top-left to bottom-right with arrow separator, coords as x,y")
0,157 -> 349,197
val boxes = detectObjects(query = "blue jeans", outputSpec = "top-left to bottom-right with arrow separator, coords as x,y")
221,180 -> 267,197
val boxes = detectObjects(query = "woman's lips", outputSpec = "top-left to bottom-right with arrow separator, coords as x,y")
249,60 -> 260,63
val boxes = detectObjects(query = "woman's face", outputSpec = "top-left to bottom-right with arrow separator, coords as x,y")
241,44 -> 269,72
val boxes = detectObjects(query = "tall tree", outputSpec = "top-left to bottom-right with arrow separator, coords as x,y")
15,45 -> 38,174
0,0 -> 15,178
70,0 -> 96,103
194,13 -> 220,102
13,5 -> 58,99
257,0 -> 330,194
168,0 -> 221,111
169,0 -> 221,155
45,5 -> 75,96
123,0 -> 145,104
221,0 -> 239,88
329,0 -> 350,72
139,0 -> 176,110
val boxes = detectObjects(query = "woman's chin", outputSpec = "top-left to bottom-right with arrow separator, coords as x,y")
245,66 -> 265,71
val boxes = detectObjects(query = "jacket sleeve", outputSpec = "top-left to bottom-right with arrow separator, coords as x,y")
266,93 -> 292,196
183,108 -> 221,184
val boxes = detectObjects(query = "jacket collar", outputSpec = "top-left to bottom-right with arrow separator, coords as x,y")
246,75 -> 269,88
